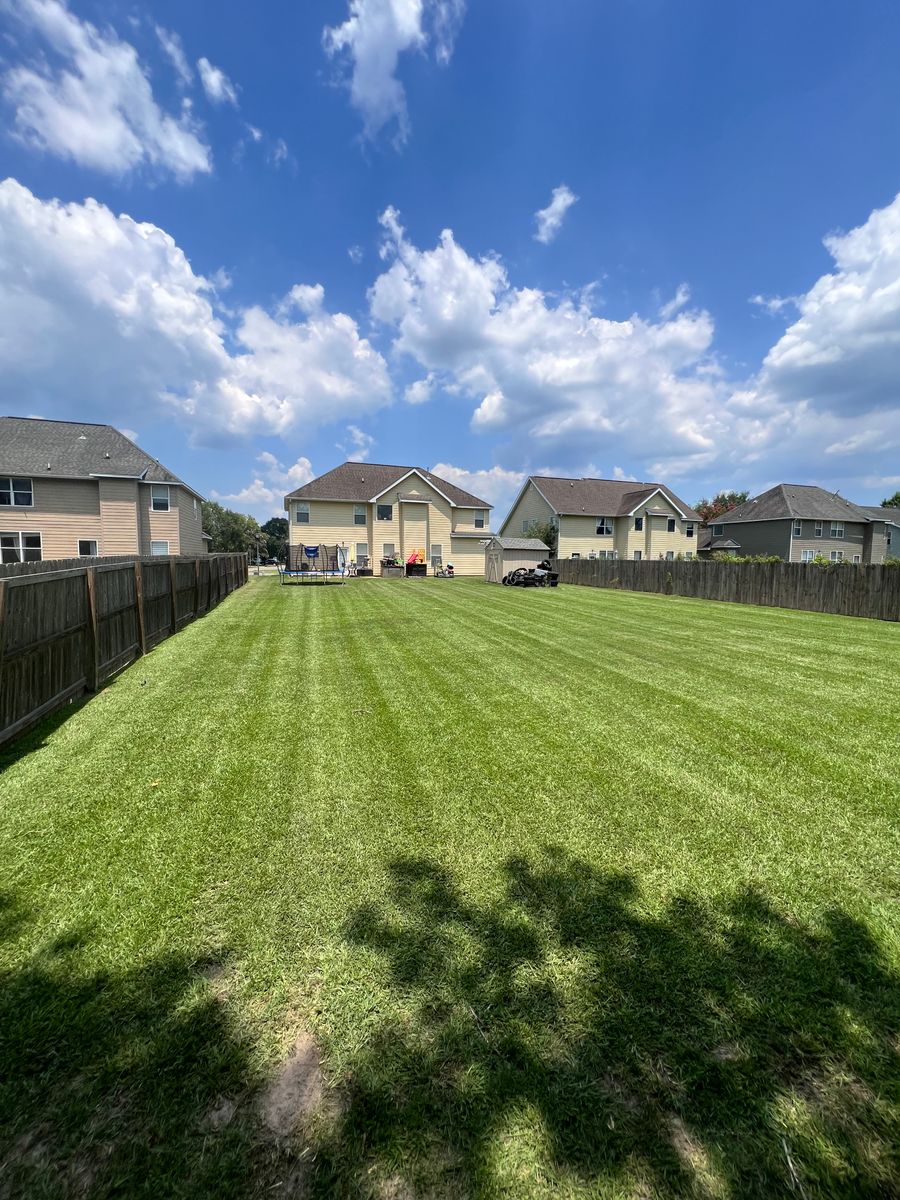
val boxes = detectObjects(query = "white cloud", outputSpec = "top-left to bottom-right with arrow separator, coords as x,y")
245,122 -> 263,142
430,463 -> 525,515
338,424 -> 376,460
369,206 -> 725,475
214,451 -> 315,519
197,56 -> 238,106
323,0 -> 465,144
348,244 -> 364,264
659,283 -> 691,320
404,373 -> 435,404
749,293 -> 798,316
155,25 -> 192,88
0,180 -> 392,443
268,137 -> 291,168
534,184 -> 578,245
3,0 -> 211,179
612,466 -> 637,481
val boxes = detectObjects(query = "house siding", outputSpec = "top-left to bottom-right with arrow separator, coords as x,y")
142,483 -> 180,553
0,476 -> 102,560
555,495 -> 698,560
177,489 -> 206,555
98,478 -> 141,554
448,537 -> 487,576
791,520 -> 868,562
713,520 -> 791,559
500,482 -> 555,537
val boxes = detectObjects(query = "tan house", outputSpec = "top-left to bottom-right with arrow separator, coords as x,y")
284,462 -> 493,576
501,476 -> 702,560
0,417 -> 209,563
707,484 -> 897,564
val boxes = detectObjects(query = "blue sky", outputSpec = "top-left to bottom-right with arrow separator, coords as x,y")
2,0 -> 900,520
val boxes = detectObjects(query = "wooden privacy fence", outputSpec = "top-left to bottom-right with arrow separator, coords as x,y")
0,553 -> 248,747
553,558 -> 900,622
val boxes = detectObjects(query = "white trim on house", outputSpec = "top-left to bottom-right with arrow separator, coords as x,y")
626,487 -> 687,518
368,468 -> 457,507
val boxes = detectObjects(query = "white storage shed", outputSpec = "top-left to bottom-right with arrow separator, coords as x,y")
484,536 -> 550,583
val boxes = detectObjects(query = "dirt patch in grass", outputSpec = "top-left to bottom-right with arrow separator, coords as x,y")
259,1034 -> 328,1139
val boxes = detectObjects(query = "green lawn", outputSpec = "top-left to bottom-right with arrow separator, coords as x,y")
1,577 -> 898,1199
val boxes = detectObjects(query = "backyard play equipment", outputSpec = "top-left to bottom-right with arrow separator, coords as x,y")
280,544 -> 348,584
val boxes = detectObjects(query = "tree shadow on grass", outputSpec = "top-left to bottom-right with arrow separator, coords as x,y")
310,851 -> 900,1199
0,892 -> 273,1200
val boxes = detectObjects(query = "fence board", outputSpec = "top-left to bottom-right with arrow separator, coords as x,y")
553,558 -> 900,621
0,553 -> 246,747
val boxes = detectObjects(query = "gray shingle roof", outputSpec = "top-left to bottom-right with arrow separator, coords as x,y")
858,504 -> 900,527
718,484 -> 872,525
529,476 -> 701,521
0,416 -> 195,492
285,462 -> 493,508
488,536 -> 549,551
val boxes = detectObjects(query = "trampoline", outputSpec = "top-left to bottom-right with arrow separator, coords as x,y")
280,543 -> 348,585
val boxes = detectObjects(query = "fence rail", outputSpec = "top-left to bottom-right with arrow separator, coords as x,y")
553,558 -> 900,622
0,553 -> 248,747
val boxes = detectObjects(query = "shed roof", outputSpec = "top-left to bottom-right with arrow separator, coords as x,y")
527,476 -> 701,521
0,416 -> 198,494
488,536 -> 549,551
285,462 -> 492,508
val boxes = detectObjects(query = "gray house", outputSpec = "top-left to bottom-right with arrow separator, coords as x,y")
708,484 -> 895,564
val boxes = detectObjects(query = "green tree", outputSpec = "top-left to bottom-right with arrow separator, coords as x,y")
201,501 -> 261,554
524,519 -> 558,555
881,490 -> 900,508
694,490 -> 749,524
261,517 -> 288,559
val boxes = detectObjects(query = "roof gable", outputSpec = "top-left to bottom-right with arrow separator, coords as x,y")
525,476 -> 701,521
285,462 -> 493,509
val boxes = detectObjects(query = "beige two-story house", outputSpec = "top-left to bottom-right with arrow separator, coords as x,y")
284,462 -> 493,575
0,417 -> 209,563
709,484 -> 895,563
500,476 -> 702,560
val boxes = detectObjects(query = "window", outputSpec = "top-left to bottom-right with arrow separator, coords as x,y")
430,543 -> 443,566
382,543 -> 395,558
193,497 -> 198,517
667,517 -> 676,533
852,554 -> 861,564
793,520 -> 802,536
830,521 -> 844,538
633,550 -> 642,561
634,516 -> 643,531
814,522 -> 822,537
596,517 -> 613,535
150,484 -> 170,512
685,552 -> 693,561
295,502 -> 310,524
474,510 -> 485,529
887,529 -> 892,547
0,532 -> 41,563
0,477 -> 33,507
712,523 -> 724,536
801,550 -> 814,563
78,539 -> 98,557
830,550 -> 843,562
355,542 -> 369,563
665,550 -> 675,560
354,504 -> 366,526
377,503 -> 393,521
150,541 -> 169,556
686,523 -> 695,538
597,550 -> 618,560
570,552 -> 580,560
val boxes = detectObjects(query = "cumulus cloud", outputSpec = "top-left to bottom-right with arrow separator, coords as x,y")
2,0 -> 210,179
214,452 -> 315,518
430,463 -> 525,515
197,56 -> 238,106
404,373 -> 435,404
324,0 -> 466,143
0,180 -> 391,442
337,425 -> 376,460
534,184 -> 578,244
659,282 -> 691,320
369,206 -> 725,476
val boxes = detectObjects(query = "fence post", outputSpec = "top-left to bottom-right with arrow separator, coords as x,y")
169,558 -> 178,634
0,580 -> 6,686
85,566 -> 100,691
134,560 -> 147,655
194,558 -> 200,620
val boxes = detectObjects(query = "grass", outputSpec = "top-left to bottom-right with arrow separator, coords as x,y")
0,576 -> 898,1199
